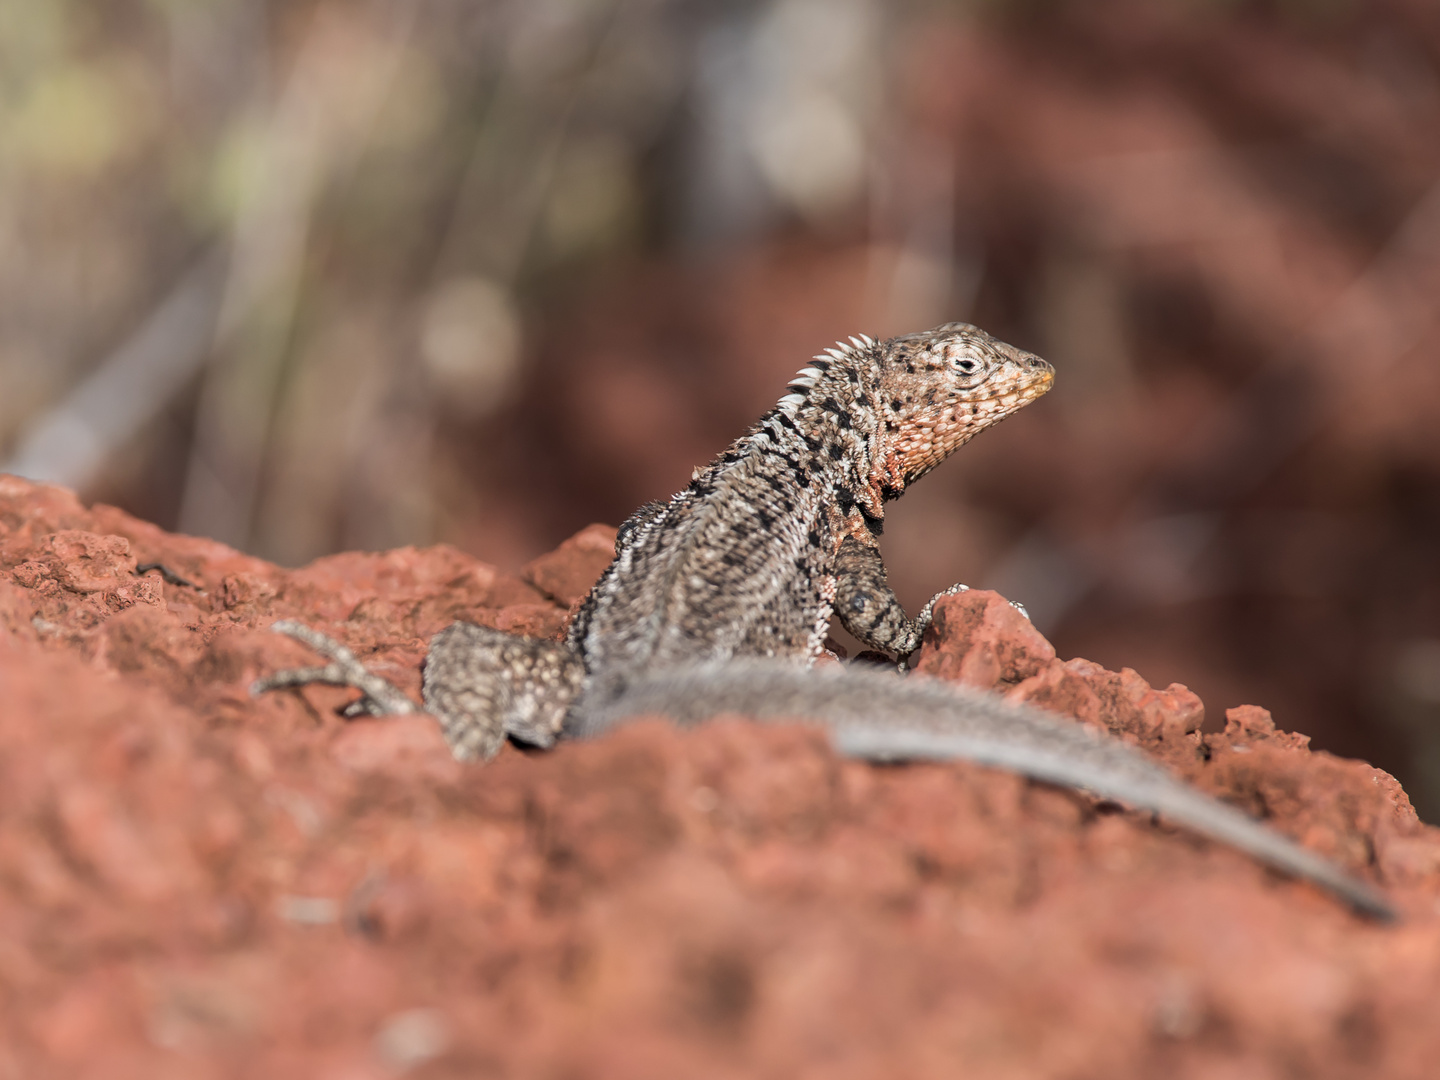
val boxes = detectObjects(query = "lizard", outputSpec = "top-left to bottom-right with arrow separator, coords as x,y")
254,322 -> 1395,919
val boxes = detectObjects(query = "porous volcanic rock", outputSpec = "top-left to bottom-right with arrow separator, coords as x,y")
1,473 -> 1439,1079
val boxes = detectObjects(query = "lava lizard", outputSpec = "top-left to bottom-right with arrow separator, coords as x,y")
254,322 -> 1394,919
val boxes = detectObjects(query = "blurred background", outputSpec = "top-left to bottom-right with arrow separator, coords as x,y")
3,0 -> 1440,815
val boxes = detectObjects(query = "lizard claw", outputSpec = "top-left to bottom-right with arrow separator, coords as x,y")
252,620 -> 418,716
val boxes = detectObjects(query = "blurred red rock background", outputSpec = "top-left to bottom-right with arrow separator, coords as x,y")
3,0 -> 1440,813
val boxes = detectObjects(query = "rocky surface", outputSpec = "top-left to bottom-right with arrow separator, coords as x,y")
2,472 -> 1439,1079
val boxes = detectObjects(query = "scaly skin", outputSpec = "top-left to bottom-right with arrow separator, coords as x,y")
567,324 -> 1053,691
254,323 -> 1394,919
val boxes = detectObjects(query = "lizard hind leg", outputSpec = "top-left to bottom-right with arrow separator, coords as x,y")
422,622 -> 587,761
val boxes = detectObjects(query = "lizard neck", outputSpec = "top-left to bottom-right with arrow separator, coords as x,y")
677,336 -> 893,544
768,338 -> 889,520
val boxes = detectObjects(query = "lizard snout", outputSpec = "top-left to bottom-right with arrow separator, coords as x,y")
1018,352 -> 1055,392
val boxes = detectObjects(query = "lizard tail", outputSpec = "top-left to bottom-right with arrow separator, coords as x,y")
572,661 -> 1395,920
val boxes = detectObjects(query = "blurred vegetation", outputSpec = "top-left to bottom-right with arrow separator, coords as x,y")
4,0 -> 1440,814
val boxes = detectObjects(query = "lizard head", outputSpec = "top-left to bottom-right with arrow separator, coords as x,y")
874,322 -> 1054,489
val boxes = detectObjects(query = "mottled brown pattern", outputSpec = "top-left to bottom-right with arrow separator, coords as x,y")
569,323 -> 1053,686
259,324 -> 1392,916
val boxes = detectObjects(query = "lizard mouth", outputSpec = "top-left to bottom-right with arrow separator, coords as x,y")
969,370 -> 1054,406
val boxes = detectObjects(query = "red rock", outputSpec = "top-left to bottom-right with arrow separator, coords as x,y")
910,589 -> 1056,690
1220,703 -> 1313,751
330,714 -> 464,785
493,602 -> 569,638
1,472 -> 1439,1077
1007,656 -> 1206,765
521,522 -> 619,607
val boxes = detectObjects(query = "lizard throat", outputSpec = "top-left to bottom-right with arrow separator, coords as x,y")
893,372 -> 1054,484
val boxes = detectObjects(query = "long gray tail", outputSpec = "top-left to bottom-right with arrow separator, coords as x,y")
573,662 -> 1395,920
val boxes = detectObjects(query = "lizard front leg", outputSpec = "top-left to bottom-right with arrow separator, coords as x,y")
832,536 -> 968,660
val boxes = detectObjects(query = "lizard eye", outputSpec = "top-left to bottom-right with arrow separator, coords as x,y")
940,341 -> 988,383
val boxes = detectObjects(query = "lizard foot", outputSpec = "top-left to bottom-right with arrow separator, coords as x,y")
914,582 -> 971,630
895,583 -> 973,672
901,587 -> 1031,667
251,620 -> 418,717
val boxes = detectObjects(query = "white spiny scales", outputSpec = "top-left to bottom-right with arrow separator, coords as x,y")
255,322 -> 1394,920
